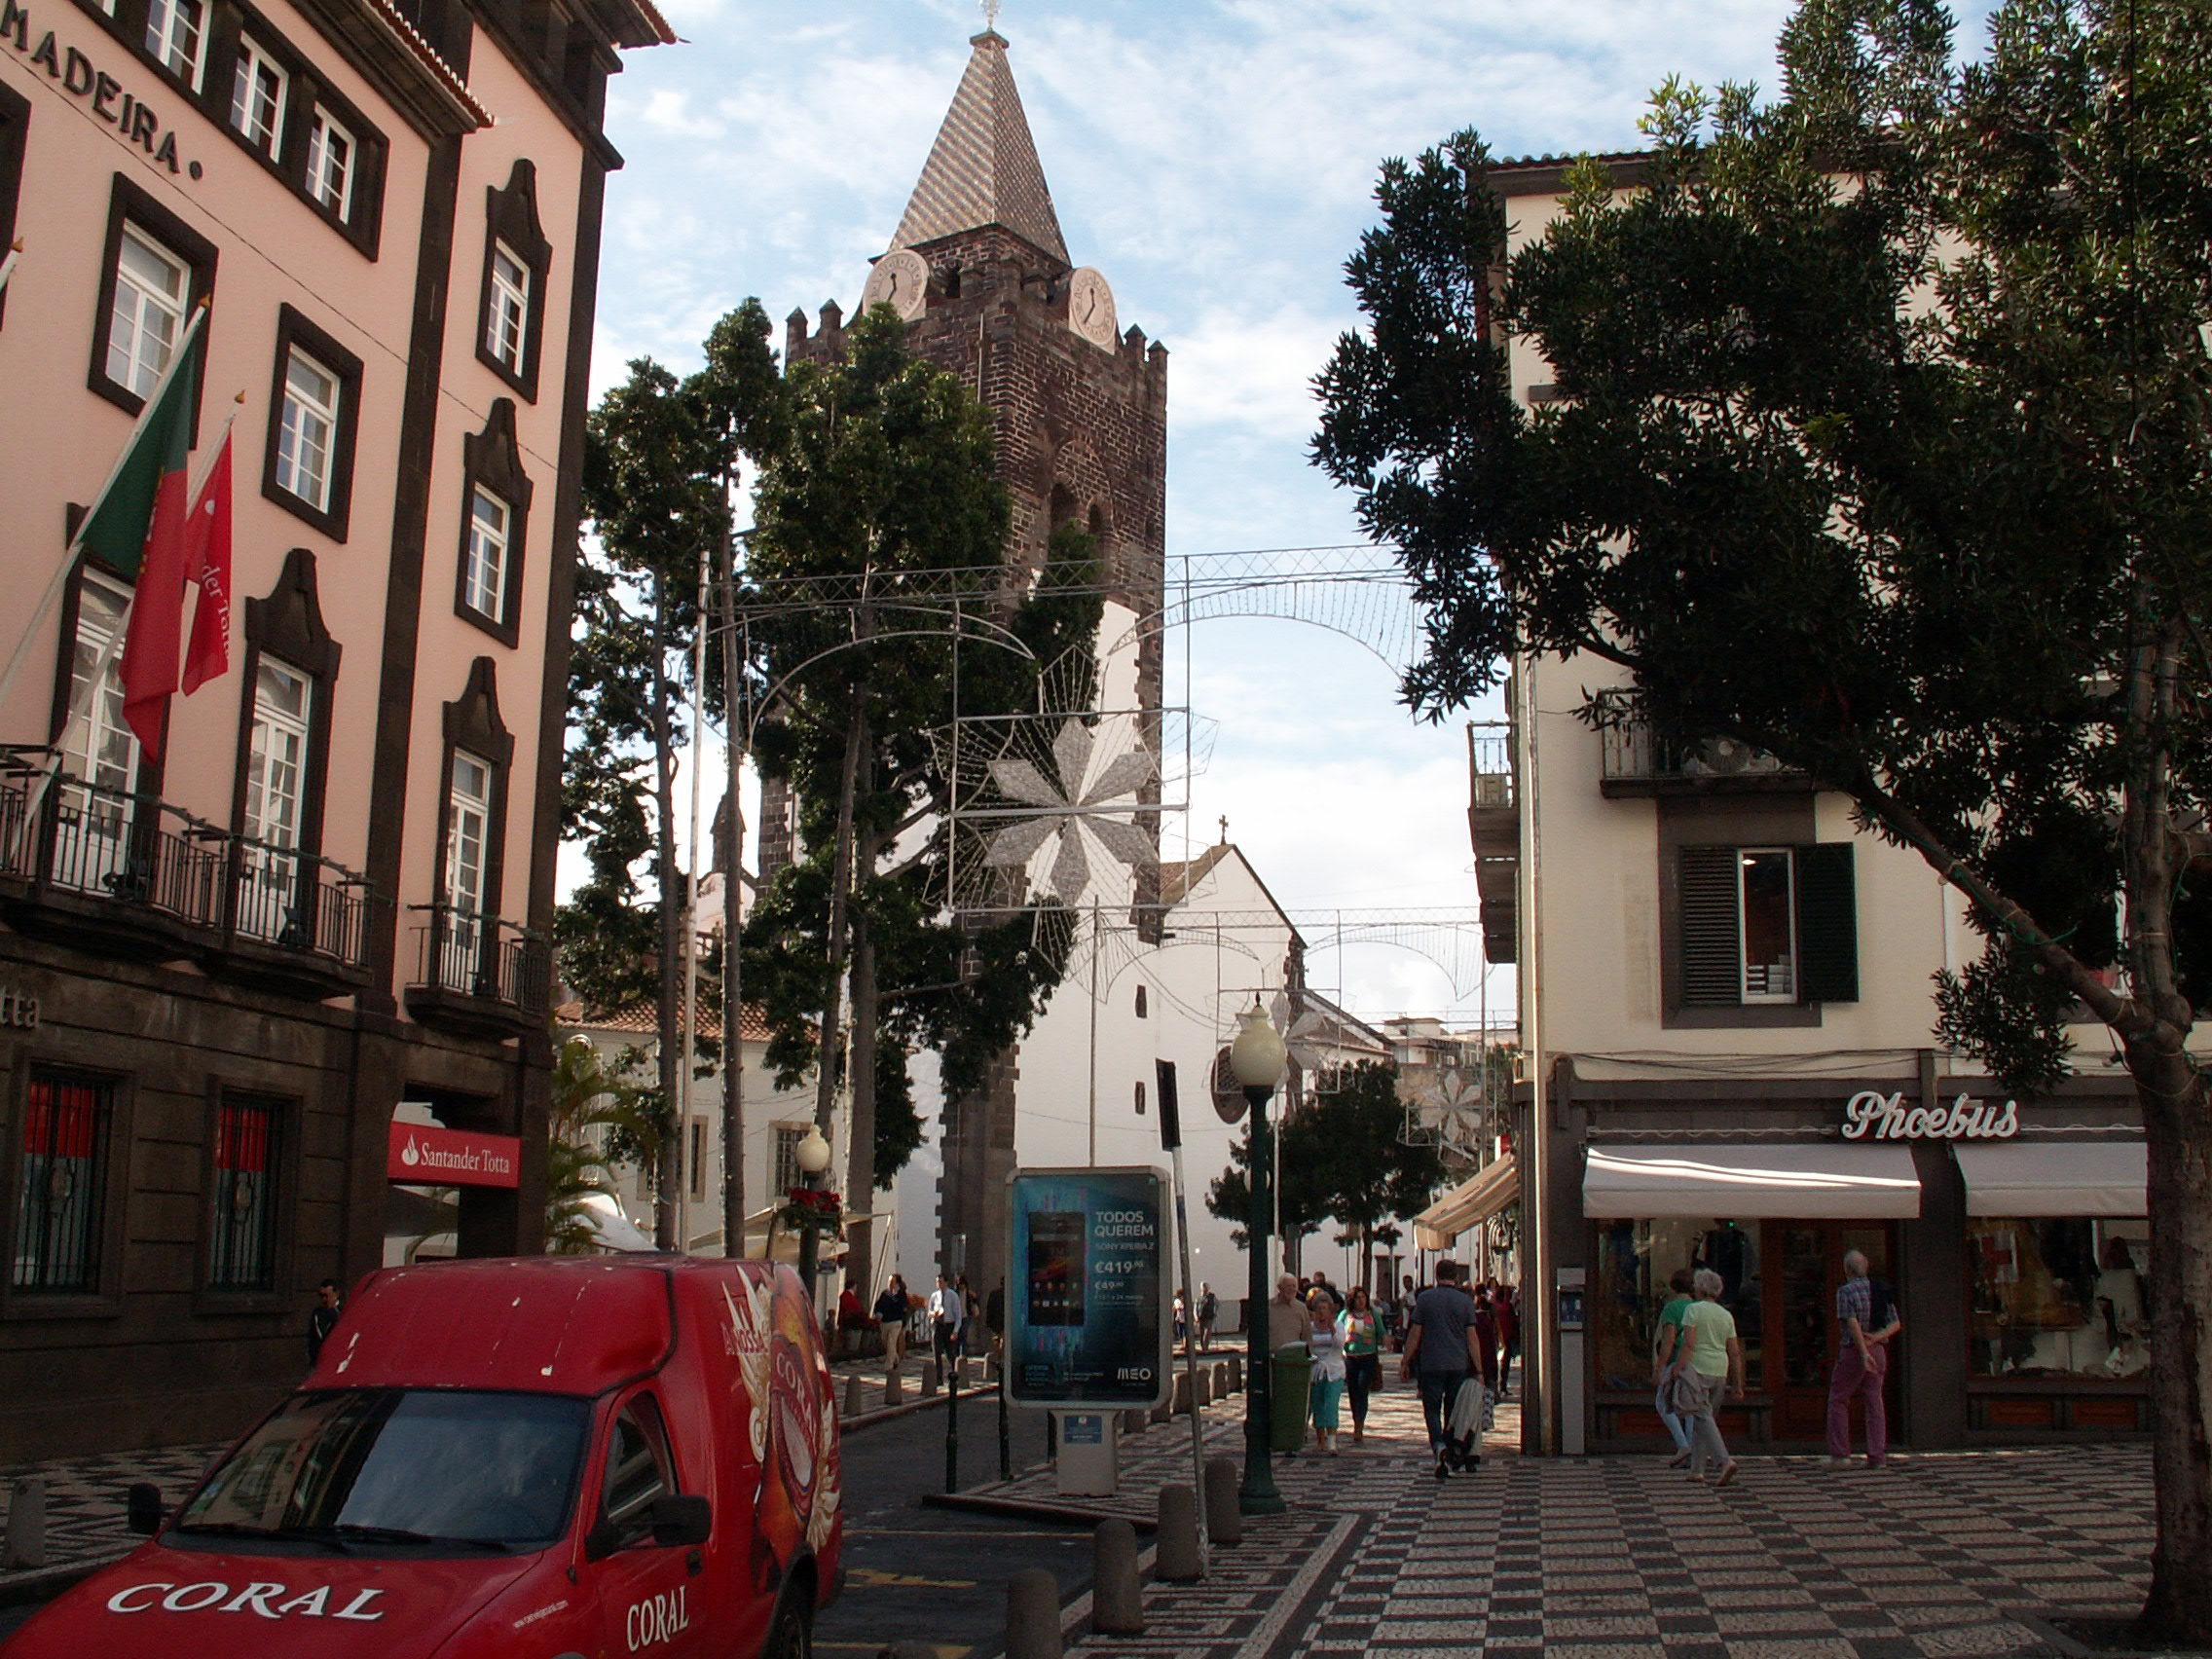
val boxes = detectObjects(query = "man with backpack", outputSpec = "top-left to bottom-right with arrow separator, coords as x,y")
1826,1247 -> 1902,1469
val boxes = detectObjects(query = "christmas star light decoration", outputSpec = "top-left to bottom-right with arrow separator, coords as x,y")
981,718 -> 1157,903
1406,1066 -> 1487,1152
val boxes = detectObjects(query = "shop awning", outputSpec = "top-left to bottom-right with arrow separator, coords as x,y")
1583,1144 -> 1922,1219
1413,1154 -> 1518,1250
1955,1140 -> 2146,1217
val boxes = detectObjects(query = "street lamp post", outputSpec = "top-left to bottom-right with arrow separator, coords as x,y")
1231,1002 -> 1287,1517
793,1126 -> 832,1316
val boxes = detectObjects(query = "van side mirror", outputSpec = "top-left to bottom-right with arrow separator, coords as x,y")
648,1493 -> 711,1547
583,1516 -> 621,1562
126,1484 -> 164,1536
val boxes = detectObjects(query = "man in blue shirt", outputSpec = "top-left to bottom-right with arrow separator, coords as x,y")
1398,1260 -> 1494,1477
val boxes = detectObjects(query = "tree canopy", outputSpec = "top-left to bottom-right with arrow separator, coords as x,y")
1314,0 -> 2212,1636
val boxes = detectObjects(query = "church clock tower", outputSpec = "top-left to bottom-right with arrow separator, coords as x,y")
781,26 -> 1168,1296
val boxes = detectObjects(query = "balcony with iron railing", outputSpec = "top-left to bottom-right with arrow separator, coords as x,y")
1594,693 -> 1807,797
1467,724 -> 1518,965
404,903 -> 550,1038
0,755 -> 377,997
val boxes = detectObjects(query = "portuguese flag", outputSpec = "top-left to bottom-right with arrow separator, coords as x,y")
82,341 -> 199,757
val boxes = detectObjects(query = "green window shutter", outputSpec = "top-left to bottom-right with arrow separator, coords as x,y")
1795,841 -> 1859,1003
1678,846 -> 1741,1006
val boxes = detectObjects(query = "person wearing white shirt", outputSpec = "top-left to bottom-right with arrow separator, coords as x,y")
929,1273 -> 965,1370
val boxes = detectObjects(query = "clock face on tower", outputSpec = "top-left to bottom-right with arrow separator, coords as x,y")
862,248 -> 931,320
1068,267 -> 1118,349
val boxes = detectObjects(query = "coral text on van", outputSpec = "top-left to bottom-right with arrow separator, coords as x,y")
1840,1089 -> 2019,1141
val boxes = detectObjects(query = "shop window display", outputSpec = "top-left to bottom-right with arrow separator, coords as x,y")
1968,1218 -> 2149,1379
1595,1217 -> 1763,1391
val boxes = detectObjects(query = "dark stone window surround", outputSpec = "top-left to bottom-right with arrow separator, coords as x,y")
474,159 -> 550,402
228,546 -> 341,858
435,656 -> 513,921
261,302 -> 362,541
0,81 -> 28,329
453,398 -> 532,646
87,171 -> 217,430
64,0 -> 387,255
47,558 -> 170,798
0,1060 -> 134,1322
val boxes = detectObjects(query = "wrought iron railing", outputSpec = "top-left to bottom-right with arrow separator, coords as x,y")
1593,693 -> 1795,784
0,758 -> 374,972
408,903 -> 550,1016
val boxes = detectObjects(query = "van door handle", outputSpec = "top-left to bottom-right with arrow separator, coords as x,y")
687,1547 -> 704,1576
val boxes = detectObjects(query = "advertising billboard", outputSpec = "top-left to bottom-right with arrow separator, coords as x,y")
1006,1167 -> 1170,1409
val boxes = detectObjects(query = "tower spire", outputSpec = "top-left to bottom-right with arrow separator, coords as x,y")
890,27 -> 1068,264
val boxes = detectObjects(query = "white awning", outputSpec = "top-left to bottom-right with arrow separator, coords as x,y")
1583,1144 -> 1922,1219
1413,1154 -> 1518,1250
1956,1141 -> 2146,1217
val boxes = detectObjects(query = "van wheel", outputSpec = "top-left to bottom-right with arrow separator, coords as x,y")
763,1597 -> 811,1659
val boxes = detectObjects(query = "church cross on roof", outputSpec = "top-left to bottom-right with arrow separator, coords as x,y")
891,28 -> 1069,266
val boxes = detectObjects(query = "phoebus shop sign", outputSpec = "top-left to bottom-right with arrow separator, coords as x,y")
1842,1089 -> 2018,1141
386,1123 -> 522,1189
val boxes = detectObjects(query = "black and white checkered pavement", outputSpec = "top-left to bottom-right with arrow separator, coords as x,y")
1047,1384 -> 2150,1658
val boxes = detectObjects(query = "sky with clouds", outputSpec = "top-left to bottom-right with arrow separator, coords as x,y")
585,0 -> 1999,1028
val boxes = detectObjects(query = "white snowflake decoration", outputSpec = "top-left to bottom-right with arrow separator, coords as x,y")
981,719 -> 1157,903
1405,1066 -> 1487,1152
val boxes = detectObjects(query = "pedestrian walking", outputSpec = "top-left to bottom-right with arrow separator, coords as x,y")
1307,1287 -> 1347,1455
1268,1272 -> 1308,1352
1673,1268 -> 1744,1486
1197,1283 -> 1219,1350
1399,1259 -> 1487,1477
1650,1268 -> 1697,1467
874,1274 -> 910,1370
306,1277 -> 343,1368
1341,1283 -> 1383,1444
1494,1283 -> 1521,1395
955,1273 -> 977,1357
929,1272 -> 964,1370
1826,1248 -> 1901,1469
1173,1288 -> 1188,1351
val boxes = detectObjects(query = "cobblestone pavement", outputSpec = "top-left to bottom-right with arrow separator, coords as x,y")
1015,1382 -> 2154,1659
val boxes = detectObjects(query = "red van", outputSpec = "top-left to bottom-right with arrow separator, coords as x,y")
3,1255 -> 842,1658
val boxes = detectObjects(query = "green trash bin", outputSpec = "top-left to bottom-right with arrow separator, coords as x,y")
1270,1344 -> 1312,1453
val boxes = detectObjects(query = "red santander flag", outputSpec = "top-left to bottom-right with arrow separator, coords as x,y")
181,432 -> 233,695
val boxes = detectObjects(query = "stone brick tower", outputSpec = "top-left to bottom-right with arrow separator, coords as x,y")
777,27 -> 1168,1296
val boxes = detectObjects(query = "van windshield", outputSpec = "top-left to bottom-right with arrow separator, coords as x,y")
175,1389 -> 590,1550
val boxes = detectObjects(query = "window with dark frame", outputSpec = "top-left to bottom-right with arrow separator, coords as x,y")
1677,842 -> 1859,1008
261,307 -> 360,538
90,176 -> 216,419
13,1071 -> 113,1294
207,1095 -> 282,1291
772,1124 -> 806,1195
0,84 -> 27,330
476,161 -> 552,400
455,400 -> 534,643
229,33 -> 287,158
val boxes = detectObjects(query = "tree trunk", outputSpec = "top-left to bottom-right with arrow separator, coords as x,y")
813,692 -> 867,1130
718,526 -> 746,1260
2129,1040 -> 2212,1641
651,577 -> 682,1251
846,906 -> 877,1297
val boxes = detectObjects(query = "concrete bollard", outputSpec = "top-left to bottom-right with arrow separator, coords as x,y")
1154,1484 -> 1202,1583
920,1360 -> 940,1398
1171,1371 -> 1193,1415
1149,1396 -> 1172,1424
1214,1361 -> 1232,1397
1005,1567 -> 1063,1659
1226,1355 -> 1242,1391
1203,1456 -> 1243,1546
844,1375 -> 868,1417
1120,1407 -> 1147,1436
4,1478 -> 45,1570
956,1357 -> 973,1389
1091,1518 -> 1144,1635
884,1367 -> 903,1406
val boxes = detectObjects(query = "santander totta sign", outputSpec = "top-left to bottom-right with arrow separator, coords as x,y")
386,1123 -> 522,1188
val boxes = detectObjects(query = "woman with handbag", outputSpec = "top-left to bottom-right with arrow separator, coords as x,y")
1307,1288 -> 1348,1455
1674,1268 -> 1746,1487
1650,1268 -> 1697,1468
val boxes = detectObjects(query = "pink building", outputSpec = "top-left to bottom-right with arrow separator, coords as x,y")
0,0 -> 668,1456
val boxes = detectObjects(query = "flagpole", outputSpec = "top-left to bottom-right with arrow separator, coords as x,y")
0,299 -> 209,726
